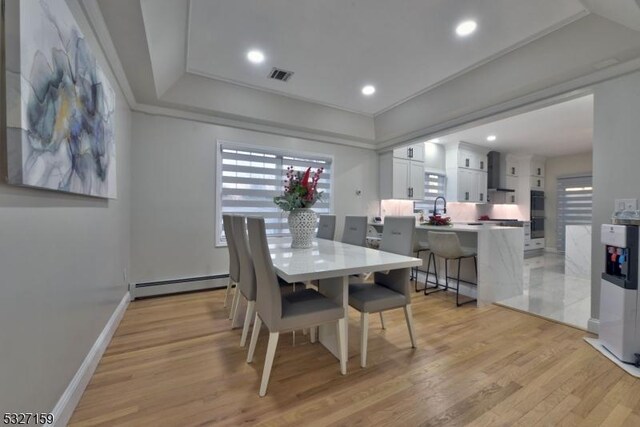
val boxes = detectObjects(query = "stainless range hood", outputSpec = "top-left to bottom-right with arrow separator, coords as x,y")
487,151 -> 515,192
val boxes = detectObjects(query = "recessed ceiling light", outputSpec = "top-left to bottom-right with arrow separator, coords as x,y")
362,85 -> 376,96
247,50 -> 265,64
456,20 -> 477,37
429,138 -> 440,143
487,135 -> 497,142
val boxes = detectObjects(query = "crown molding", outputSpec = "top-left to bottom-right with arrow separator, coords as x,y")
374,55 -> 640,152
132,103 -> 378,150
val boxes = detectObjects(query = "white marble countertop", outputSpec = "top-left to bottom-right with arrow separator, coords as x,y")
369,222 -> 518,232
267,237 -> 422,282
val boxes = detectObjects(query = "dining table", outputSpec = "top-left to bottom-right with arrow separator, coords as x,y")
267,236 -> 422,373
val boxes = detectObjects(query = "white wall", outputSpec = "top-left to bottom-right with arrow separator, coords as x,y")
591,71 -> 640,324
130,112 -> 379,283
0,23 -> 132,416
544,151 -> 593,250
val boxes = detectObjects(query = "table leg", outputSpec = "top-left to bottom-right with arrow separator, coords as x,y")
318,276 -> 348,363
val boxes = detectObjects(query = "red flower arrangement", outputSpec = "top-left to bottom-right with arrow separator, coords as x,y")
274,166 -> 324,211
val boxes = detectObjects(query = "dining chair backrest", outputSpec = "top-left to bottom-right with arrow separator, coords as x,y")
374,216 -> 415,300
247,217 -> 282,330
317,215 -> 336,240
427,231 -> 466,259
379,216 -> 415,257
223,214 -> 240,283
341,216 -> 368,247
231,215 -> 256,301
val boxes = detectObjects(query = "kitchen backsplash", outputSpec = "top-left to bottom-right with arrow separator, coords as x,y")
380,199 -> 527,222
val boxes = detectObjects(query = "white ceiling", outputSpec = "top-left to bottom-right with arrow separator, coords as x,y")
186,0 -> 586,115
434,94 -> 593,157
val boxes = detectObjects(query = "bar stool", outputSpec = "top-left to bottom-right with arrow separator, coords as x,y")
411,241 -> 431,292
426,231 -> 477,306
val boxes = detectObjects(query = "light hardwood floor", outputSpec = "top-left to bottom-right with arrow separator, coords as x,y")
70,288 -> 639,426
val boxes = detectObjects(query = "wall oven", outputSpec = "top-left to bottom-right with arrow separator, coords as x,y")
530,190 -> 545,239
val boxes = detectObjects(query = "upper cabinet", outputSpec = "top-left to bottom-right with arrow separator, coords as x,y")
445,142 -> 489,203
380,143 -> 424,200
505,154 -> 519,177
393,143 -> 424,162
528,156 -> 546,190
531,159 -> 545,178
457,147 -> 487,172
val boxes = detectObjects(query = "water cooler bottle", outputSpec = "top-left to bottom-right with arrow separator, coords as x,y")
599,224 -> 640,365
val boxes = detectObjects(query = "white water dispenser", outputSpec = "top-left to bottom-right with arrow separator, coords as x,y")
599,224 -> 640,366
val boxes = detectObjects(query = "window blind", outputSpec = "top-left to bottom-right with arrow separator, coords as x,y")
415,173 -> 447,215
556,175 -> 592,252
217,143 -> 332,245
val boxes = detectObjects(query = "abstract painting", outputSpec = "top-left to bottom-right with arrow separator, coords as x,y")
4,0 -> 117,198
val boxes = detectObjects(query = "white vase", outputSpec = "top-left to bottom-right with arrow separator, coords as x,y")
288,208 -> 317,248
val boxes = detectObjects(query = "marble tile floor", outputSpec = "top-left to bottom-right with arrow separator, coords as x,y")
495,253 -> 591,330
412,252 -> 591,330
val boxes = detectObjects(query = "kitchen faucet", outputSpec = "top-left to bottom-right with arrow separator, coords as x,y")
433,196 -> 447,216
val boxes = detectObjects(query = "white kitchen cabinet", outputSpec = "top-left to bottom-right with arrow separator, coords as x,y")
530,176 -> 544,190
476,153 -> 488,172
458,148 -> 486,171
410,160 -> 425,199
379,152 -> 424,200
505,176 -> 519,204
393,142 -> 424,162
531,160 -> 545,177
458,148 -> 473,169
446,142 -> 489,203
453,168 -> 487,203
477,171 -> 488,203
457,168 -> 475,202
505,155 -> 519,177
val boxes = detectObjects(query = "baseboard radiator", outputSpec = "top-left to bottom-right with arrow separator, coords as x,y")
130,274 -> 229,300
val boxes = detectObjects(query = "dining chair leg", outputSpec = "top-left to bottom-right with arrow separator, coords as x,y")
404,304 -> 417,348
224,280 -> 234,308
231,293 -> 244,329
337,318 -> 347,375
310,326 -> 317,343
360,312 -> 369,368
379,312 -> 386,330
240,300 -> 255,347
229,285 -> 240,320
247,313 -> 262,363
259,332 -> 280,397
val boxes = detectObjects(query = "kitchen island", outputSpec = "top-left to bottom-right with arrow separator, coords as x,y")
369,222 -> 524,306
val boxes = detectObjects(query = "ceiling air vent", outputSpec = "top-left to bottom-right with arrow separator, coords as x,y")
268,67 -> 294,82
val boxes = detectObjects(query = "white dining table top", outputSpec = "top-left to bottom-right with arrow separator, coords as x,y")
267,237 -> 422,283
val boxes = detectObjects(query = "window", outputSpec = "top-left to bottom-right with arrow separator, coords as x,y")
216,141 -> 332,245
414,172 -> 447,215
556,175 -> 592,252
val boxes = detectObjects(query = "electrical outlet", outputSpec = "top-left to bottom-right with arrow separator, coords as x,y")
615,199 -> 638,211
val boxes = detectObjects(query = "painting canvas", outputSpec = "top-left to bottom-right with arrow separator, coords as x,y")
5,0 -> 117,198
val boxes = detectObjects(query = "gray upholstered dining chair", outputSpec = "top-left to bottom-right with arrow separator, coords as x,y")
317,215 -> 336,240
426,231 -> 477,307
348,216 -> 417,368
246,217 -> 347,396
341,216 -> 368,247
230,216 -> 257,346
222,215 -> 240,318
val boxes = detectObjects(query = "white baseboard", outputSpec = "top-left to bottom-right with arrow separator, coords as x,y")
588,317 -> 599,335
51,292 -> 130,426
